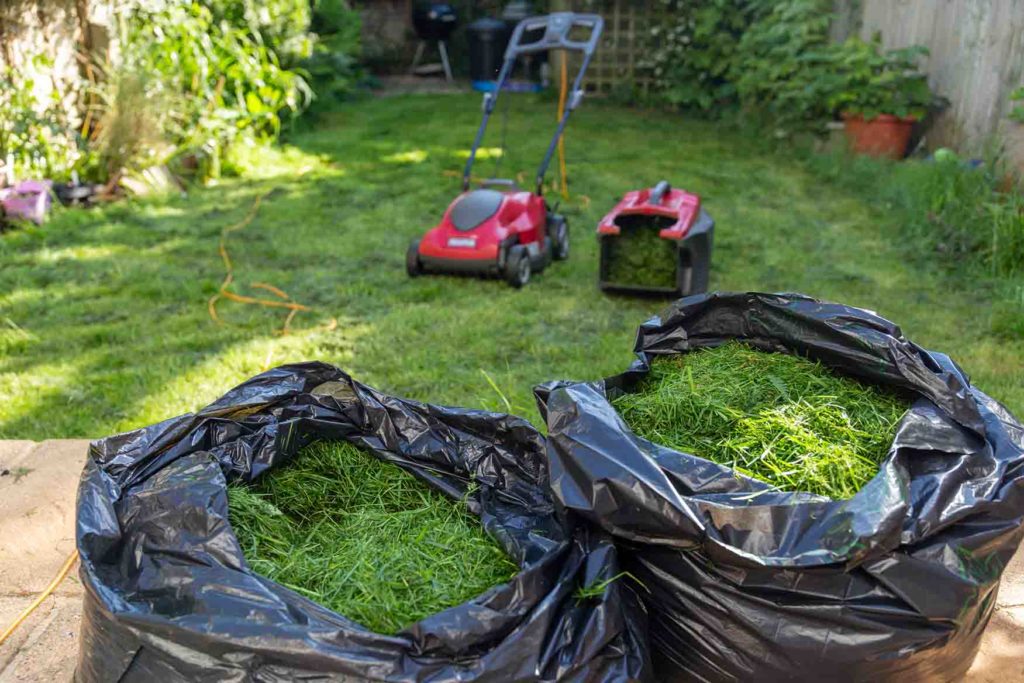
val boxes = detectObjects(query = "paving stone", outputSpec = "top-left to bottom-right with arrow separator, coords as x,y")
0,440 -> 87,682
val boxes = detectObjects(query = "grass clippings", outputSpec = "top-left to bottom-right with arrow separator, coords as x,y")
613,343 -> 909,499
228,441 -> 519,634
604,216 -> 679,290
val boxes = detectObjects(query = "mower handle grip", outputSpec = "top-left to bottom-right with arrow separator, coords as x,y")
503,13 -> 604,59
648,180 -> 671,206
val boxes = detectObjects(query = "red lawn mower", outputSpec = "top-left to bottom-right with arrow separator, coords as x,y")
406,12 -> 604,287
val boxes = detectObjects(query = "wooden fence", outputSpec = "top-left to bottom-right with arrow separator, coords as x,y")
838,0 -> 1024,161
561,0 -> 663,95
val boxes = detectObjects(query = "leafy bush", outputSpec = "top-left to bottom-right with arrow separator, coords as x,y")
0,58 -> 84,181
0,0 -> 361,187
302,0 -> 363,107
732,0 -> 834,133
121,1 -> 312,180
641,2 -> 934,134
640,0 -> 756,112
824,36 -> 933,120
206,0 -> 314,65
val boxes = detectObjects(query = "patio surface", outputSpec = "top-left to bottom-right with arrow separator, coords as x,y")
1,439 -> 1022,681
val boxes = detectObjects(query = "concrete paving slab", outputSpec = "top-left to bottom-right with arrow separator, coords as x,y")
0,440 -> 88,596
994,541 -> 1024,608
1,438 -> 1024,681
966,606 -> 1024,681
0,440 -> 87,682
0,442 -> 37,474
0,597 -> 79,683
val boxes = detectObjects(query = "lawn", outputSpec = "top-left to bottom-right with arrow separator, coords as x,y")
1,92 -> 1021,440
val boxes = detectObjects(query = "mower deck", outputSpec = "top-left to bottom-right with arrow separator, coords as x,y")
597,181 -> 714,297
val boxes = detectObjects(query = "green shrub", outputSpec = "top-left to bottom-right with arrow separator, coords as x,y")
121,1 -> 312,180
640,3 -> 934,135
0,58 -> 84,181
732,0 -> 835,133
205,0 -> 314,65
641,0 -> 756,112
823,36 -> 933,120
302,0 -> 364,107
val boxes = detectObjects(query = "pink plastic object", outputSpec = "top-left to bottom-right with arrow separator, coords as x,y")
0,180 -> 53,225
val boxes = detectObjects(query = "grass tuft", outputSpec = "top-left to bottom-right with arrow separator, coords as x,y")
228,440 -> 519,634
613,343 -> 909,498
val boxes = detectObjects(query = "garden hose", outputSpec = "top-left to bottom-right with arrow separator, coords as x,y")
0,550 -> 79,647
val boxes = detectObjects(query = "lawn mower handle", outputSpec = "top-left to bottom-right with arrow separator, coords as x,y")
503,13 -> 603,58
462,13 -> 604,194
649,180 -> 671,205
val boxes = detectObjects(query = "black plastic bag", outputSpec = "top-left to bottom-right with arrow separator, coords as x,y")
535,292 -> 1024,682
76,363 -> 649,682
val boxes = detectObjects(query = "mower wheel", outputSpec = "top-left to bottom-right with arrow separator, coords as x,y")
504,245 -> 531,288
406,240 -> 423,277
551,216 -> 569,260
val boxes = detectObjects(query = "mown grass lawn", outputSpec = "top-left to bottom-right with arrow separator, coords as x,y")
1,92 -> 1021,439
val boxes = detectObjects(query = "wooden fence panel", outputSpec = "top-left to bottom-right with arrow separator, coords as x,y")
564,0 -> 661,95
856,0 -> 1024,158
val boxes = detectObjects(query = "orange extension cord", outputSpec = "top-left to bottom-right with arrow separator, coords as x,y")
207,192 -> 335,335
556,54 -> 570,199
0,550 -> 79,647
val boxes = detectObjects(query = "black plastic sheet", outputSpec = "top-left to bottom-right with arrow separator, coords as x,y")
535,292 -> 1024,682
75,363 -> 649,682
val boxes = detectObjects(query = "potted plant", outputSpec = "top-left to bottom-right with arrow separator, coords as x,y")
826,37 -> 934,159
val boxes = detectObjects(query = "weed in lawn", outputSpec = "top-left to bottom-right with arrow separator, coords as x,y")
227,440 -> 518,634
613,343 -> 909,498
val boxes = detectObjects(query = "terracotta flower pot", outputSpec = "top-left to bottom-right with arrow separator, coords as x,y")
841,113 -> 916,159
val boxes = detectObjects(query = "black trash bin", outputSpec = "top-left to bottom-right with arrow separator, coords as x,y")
468,17 -> 511,90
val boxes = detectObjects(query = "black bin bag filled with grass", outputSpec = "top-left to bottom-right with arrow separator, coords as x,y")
75,363 -> 649,682
534,292 -> 1024,682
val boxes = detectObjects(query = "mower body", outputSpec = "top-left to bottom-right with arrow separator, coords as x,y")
414,188 -> 555,277
597,181 -> 714,297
